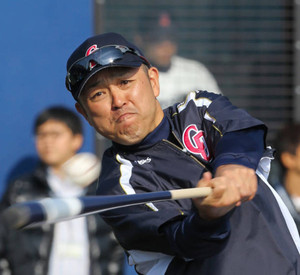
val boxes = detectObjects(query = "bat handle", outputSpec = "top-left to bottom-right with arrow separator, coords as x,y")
170,187 -> 212,200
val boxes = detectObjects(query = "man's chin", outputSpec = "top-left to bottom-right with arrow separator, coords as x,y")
114,125 -> 145,145
114,133 -> 144,146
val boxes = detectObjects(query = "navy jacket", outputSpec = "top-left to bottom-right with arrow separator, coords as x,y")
97,91 -> 300,274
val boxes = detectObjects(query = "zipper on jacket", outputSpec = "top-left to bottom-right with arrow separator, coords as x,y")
162,131 -> 208,170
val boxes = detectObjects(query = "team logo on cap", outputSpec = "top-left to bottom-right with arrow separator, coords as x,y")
183,124 -> 210,161
85,44 -> 99,70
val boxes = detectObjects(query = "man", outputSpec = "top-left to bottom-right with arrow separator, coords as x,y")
0,106 -> 124,275
65,32 -> 300,274
270,123 -> 300,231
134,11 -> 221,108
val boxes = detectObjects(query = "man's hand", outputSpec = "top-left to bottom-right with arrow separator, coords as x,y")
193,164 -> 257,220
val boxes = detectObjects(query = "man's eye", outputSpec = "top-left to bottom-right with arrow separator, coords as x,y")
120,80 -> 130,85
89,91 -> 103,100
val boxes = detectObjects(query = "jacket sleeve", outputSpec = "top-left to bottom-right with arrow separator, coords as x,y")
176,91 -> 267,172
161,210 -> 231,259
211,127 -> 265,173
202,91 -> 267,172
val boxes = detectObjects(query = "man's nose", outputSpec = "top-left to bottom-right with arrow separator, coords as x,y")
111,88 -> 126,109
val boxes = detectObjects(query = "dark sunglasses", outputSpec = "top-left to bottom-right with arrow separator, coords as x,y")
65,45 -> 150,92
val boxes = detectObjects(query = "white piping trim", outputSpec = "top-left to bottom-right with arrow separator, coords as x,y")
116,154 -> 158,211
177,91 -> 212,113
256,159 -> 300,254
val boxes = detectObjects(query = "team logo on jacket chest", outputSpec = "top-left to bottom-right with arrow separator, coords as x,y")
183,124 -> 210,161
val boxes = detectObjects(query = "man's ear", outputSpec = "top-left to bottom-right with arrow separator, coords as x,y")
75,102 -> 91,125
148,67 -> 160,98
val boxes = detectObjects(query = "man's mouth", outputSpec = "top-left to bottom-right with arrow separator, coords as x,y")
116,112 -> 135,123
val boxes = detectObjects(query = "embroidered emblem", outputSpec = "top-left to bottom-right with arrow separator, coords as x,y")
135,157 -> 152,165
182,124 -> 210,161
85,44 -> 99,70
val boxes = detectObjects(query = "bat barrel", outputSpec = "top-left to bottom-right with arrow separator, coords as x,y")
1,202 -> 46,229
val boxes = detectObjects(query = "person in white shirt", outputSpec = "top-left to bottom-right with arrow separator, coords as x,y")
134,11 -> 221,108
0,106 -> 124,275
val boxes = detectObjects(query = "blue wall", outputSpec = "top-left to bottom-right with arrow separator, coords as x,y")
0,1 -> 94,196
0,2 -> 136,274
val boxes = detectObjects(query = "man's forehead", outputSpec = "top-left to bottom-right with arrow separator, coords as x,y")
98,66 -> 139,78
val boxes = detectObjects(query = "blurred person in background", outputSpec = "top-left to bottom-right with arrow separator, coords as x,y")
0,106 -> 124,275
134,10 -> 222,108
270,122 -> 300,232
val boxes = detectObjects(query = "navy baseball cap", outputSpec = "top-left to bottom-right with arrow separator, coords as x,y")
65,32 -> 151,101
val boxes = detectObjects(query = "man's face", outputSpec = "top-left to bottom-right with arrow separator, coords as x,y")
35,120 -> 82,168
145,40 -> 177,67
76,65 -> 164,146
281,145 -> 300,174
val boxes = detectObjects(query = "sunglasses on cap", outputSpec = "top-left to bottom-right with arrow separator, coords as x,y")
65,45 -> 151,92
